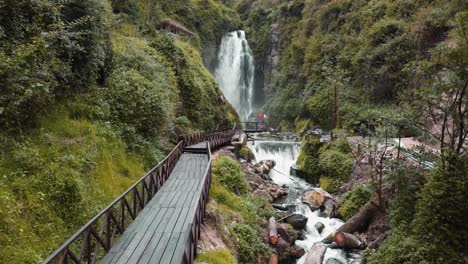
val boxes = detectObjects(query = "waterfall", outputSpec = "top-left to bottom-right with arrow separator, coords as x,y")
215,30 -> 255,121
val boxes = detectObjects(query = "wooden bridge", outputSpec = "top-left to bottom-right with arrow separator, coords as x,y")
43,129 -> 237,264
240,121 -> 268,133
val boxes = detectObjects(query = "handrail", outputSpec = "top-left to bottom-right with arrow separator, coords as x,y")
239,121 -> 267,131
43,128 -> 237,264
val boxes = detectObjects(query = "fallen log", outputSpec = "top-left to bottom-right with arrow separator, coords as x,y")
304,242 -> 327,264
269,253 -> 278,264
334,232 -> 365,249
336,205 -> 378,234
269,217 -> 278,246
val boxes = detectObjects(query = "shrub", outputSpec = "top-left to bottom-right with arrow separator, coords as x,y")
296,137 -> 322,177
212,157 -> 248,195
232,223 -> 269,264
104,68 -> 174,138
338,186 -> 371,220
319,177 -> 341,194
196,248 -> 236,264
319,149 -> 352,181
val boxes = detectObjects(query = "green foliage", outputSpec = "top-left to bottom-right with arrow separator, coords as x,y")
232,223 -> 269,264
319,149 -> 352,181
296,137 -> 322,178
196,248 -> 236,264
368,156 -> 467,263
151,33 -> 237,129
338,186 -> 371,220
0,0 -> 112,131
244,0 -> 465,129
319,177 -> 341,194
297,137 -> 353,193
0,106 -> 145,263
209,156 -> 273,262
410,156 -> 468,262
212,157 -> 248,195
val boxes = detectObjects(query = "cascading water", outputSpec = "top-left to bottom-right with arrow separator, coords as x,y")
248,136 -> 349,264
215,30 -> 255,120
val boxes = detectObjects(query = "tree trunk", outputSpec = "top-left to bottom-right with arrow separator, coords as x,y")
269,254 -> 278,264
269,217 -> 278,246
334,232 -> 365,249
304,242 -> 327,264
336,205 -> 378,234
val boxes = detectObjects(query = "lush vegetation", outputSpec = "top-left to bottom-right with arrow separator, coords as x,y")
0,0 -> 240,262
297,137 -> 353,193
238,0 -> 467,262
204,156 -> 272,263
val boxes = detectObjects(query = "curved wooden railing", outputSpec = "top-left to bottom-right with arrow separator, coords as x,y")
239,121 -> 268,132
43,128 -> 236,264
179,142 -> 212,264
180,129 -> 238,149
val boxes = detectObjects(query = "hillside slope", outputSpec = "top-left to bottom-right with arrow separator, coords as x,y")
0,0 -> 239,262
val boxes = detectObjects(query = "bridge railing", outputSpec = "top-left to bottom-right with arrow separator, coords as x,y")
44,127 -> 237,264
179,142 -> 212,264
239,121 -> 267,131
180,129 -> 238,149
43,142 -> 184,264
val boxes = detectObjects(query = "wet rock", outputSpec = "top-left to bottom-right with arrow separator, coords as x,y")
314,222 -> 325,234
302,188 -> 335,211
285,214 -> 308,230
321,199 -> 338,218
297,231 -> 306,240
273,204 -> 296,212
269,186 -> 288,200
255,160 -> 276,174
289,245 -> 306,258
321,233 -> 334,244
272,204 -> 289,211
326,257 -> 346,264
327,242 -> 339,249
256,164 -> 271,174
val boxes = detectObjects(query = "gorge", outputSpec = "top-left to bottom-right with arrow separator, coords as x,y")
0,0 -> 466,264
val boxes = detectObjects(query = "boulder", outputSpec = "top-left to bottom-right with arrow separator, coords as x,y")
272,204 -> 289,211
289,246 -> 306,258
256,164 -> 271,174
303,188 -> 335,211
314,222 -> 325,234
320,199 -> 338,218
285,214 -> 308,230
269,186 -> 288,200
326,258 -> 346,264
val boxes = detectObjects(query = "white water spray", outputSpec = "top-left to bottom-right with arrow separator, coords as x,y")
215,30 -> 255,120
248,138 -> 348,264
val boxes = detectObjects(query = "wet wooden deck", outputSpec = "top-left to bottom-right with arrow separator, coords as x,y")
100,152 -> 209,264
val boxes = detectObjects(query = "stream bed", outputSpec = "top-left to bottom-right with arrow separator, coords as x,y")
247,134 -> 348,264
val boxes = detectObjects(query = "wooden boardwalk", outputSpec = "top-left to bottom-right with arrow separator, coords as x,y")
101,153 -> 208,264
43,129 -> 237,264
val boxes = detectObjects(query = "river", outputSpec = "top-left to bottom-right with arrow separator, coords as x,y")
247,134 -> 348,264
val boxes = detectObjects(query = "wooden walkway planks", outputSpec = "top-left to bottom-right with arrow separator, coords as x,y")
100,150 -> 209,264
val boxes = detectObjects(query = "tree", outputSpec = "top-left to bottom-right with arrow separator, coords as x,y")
405,11 -> 468,161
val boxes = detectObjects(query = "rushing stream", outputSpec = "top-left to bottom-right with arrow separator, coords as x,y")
215,30 -> 255,120
248,135 -> 348,264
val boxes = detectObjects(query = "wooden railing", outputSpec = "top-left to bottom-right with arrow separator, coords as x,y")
180,129 -> 238,149
240,121 -> 267,132
43,128 -> 236,264
179,142 -> 212,264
